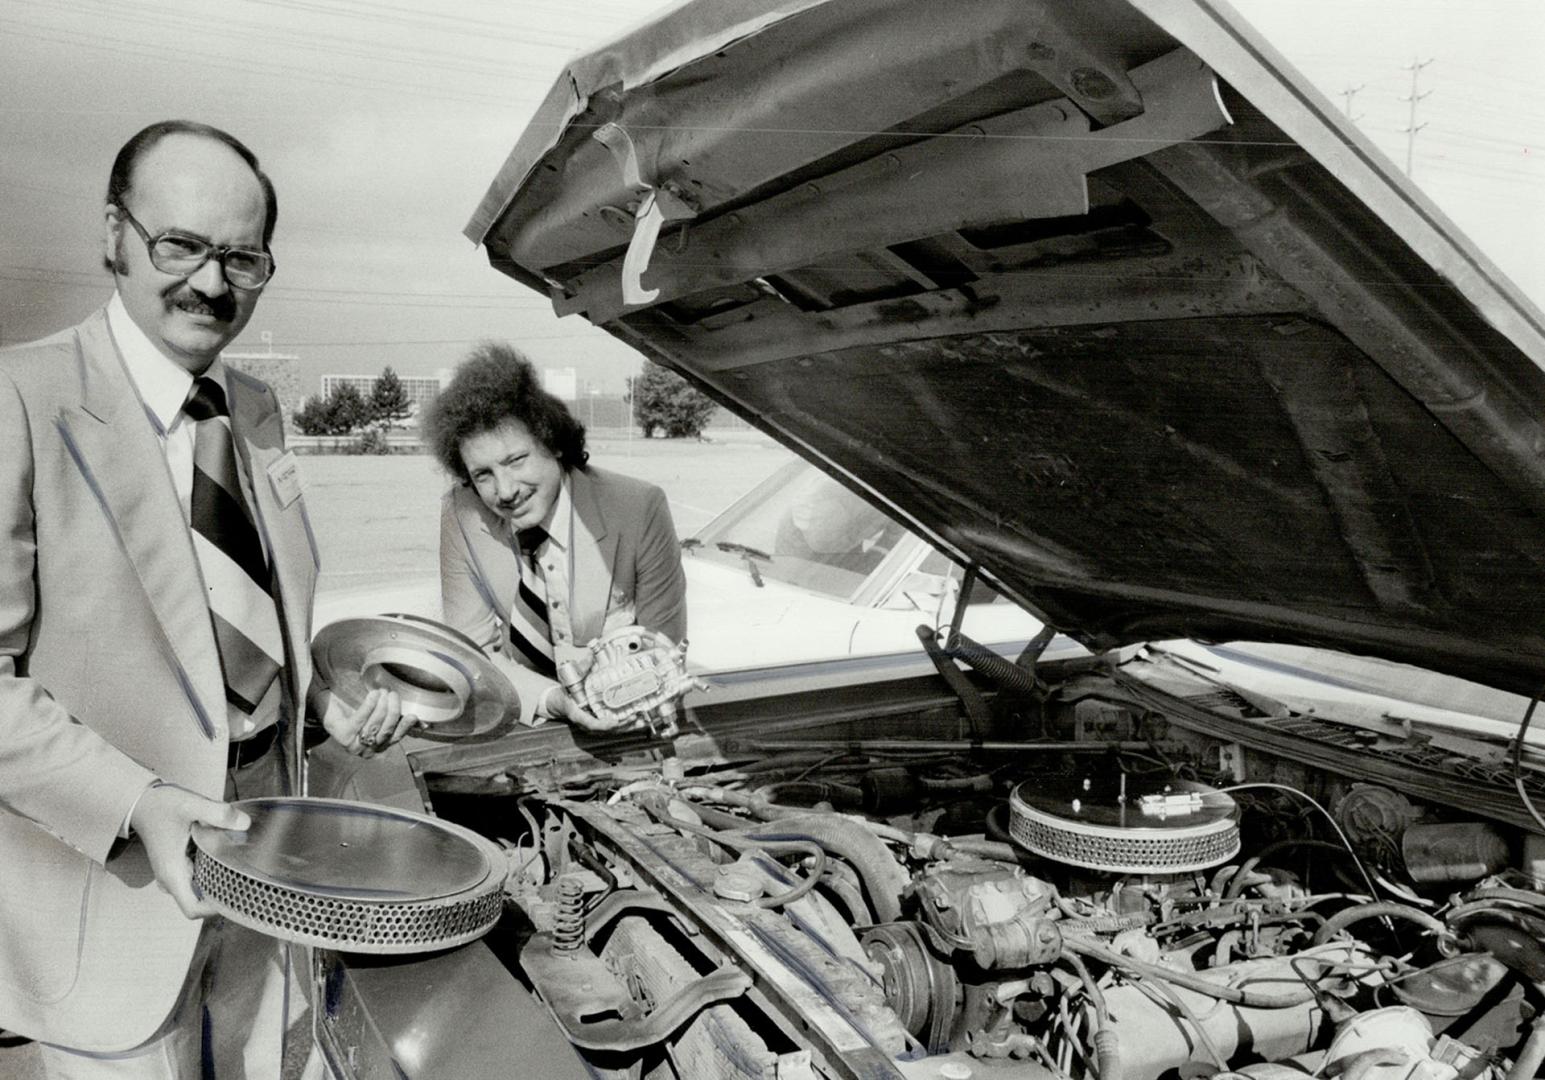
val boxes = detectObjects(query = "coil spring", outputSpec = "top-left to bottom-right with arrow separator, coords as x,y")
552,874 -> 585,954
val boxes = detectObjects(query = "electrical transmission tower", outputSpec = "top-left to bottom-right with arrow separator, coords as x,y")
1400,58 -> 1433,177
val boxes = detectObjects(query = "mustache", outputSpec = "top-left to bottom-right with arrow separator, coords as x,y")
171,287 -> 238,322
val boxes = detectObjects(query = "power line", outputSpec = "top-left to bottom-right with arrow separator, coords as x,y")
16,0 -> 600,67
0,18 -> 534,109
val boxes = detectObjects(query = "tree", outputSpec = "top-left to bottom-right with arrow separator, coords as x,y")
293,394 -> 333,436
369,366 -> 412,429
293,382 -> 370,435
325,382 -> 371,433
632,363 -> 718,439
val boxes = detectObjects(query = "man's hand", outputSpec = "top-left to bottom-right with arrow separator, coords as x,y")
542,686 -> 626,733
129,784 -> 250,920
318,687 -> 410,757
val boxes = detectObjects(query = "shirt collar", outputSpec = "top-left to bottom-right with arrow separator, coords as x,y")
107,292 -> 224,435
537,471 -> 573,552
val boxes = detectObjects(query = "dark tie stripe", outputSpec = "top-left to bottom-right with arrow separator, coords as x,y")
507,526 -> 556,677
189,419 -> 250,513
182,378 -> 230,422
191,463 -> 271,588
514,579 -> 549,630
509,623 -> 557,677
210,610 -> 281,710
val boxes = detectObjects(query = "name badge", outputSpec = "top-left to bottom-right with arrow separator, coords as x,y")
266,451 -> 304,508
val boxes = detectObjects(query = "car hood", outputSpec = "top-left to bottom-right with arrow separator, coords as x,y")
467,0 -> 1545,696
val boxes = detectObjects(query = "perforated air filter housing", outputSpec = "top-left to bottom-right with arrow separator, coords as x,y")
192,797 -> 507,954
1008,776 -> 1239,874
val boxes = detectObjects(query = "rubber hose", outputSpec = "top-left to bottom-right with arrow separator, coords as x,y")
753,780 -> 864,808
1310,901 -> 1447,946
1062,948 -> 1109,1027
985,801 -> 1014,844
1094,1029 -> 1122,1080
1062,936 -> 1319,1008
1223,839 -> 1351,899
945,836 -> 1020,862
748,812 -> 908,923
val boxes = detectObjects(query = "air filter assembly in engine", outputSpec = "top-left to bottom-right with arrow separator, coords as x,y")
192,797 -> 507,954
1008,776 -> 1239,874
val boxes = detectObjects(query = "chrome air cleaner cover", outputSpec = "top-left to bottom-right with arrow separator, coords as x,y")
1009,776 -> 1240,874
192,797 -> 507,954
312,613 -> 518,741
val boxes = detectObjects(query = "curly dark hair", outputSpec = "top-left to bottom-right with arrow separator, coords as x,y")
425,341 -> 589,483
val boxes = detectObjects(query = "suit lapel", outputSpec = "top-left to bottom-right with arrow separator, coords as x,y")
462,488 -> 519,623
224,370 -> 316,713
569,469 -> 618,644
61,312 -> 224,739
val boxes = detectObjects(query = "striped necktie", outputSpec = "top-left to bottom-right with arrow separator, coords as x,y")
508,526 -> 556,678
182,376 -> 284,732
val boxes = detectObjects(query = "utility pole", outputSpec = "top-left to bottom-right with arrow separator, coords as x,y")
1340,83 -> 1365,122
1400,58 -> 1433,177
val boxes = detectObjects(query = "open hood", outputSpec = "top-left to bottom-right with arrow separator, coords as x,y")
467,0 -> 1545,696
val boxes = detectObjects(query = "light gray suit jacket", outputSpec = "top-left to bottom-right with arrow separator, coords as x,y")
439,465 -> 686,725
0,308 -> 319,1050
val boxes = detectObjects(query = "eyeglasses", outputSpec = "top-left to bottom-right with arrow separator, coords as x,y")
115,205 -> 275,290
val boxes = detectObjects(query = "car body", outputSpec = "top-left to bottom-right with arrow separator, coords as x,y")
681,457 -> 1072,669
313,2 -> 1545,1078
313,456 -> 1071,673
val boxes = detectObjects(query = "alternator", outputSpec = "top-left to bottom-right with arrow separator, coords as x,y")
558,626 -> 706,737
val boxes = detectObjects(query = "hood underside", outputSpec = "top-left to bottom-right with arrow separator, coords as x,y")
469,0 -> 1545,695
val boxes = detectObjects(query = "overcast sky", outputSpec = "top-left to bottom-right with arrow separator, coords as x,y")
2,0 -> 1540,396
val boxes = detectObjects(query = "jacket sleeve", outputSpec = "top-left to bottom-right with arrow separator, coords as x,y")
0,370 -> 157,865
633,484 -> 688,644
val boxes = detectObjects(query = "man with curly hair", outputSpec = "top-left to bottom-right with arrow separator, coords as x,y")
425,342 -> 687,730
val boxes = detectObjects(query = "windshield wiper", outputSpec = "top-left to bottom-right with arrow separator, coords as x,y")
680,537 -> 703,550
715,541 -> 769,587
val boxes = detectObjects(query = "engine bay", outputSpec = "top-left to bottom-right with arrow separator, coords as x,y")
400,641 -> 1545,1080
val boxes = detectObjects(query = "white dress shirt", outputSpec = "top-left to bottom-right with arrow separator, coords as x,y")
107,292 -> 210,523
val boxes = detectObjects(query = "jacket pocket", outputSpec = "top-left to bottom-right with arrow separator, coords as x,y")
0,817 -> 89,1004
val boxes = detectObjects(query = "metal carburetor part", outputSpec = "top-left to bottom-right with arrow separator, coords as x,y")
911,860 -> 1063,970
557,625 -> 707,737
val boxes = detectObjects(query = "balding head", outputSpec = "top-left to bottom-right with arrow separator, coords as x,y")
106,120 -> 277,252
104,123 -> 276,371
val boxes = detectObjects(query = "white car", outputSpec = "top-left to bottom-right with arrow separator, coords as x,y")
678,458 -> 1067,671
314,458 -> 1069,674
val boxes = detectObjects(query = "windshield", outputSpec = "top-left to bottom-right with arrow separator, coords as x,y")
688,461 -> 908,599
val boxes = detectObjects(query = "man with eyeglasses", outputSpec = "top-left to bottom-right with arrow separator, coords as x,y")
0,120 -> 410,1078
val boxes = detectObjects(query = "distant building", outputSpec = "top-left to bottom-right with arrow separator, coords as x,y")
320,372 -> 448,416
543,366 -> 577,401
223,335 -> 301,420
